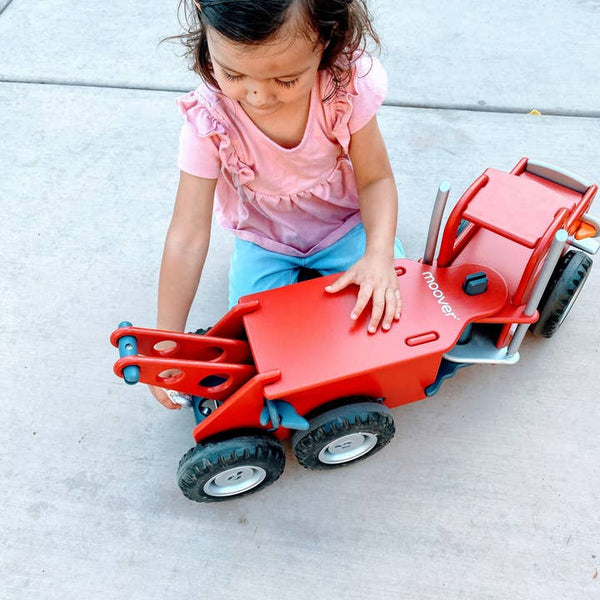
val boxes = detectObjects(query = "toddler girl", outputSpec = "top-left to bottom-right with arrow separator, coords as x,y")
152,0 -> 405,408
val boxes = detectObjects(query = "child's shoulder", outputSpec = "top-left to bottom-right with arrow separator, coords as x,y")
349,52 -> 387,97
176,82 -> 234,138
319,52 -> 387,97
319,52 -> 388,144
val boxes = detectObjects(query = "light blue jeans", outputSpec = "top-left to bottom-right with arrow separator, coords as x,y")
228,223 -> 405,307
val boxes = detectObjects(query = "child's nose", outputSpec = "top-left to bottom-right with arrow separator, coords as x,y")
247,82 -> 274,106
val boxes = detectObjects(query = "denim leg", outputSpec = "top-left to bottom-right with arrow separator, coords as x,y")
229,226 -> 407,307
306,223 -> 406,276
305,223 -> 367,275
393,238 -> 406,259
228,237 -> 302,307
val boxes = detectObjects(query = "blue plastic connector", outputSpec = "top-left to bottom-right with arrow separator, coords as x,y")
117,321 -> 140,385
260,400 -> 309,431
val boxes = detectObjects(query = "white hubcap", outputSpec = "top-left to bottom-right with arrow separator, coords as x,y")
203,466 -> 267,497
318,432 -> 378,464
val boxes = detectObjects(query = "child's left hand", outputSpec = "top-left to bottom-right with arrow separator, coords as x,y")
325,253 -> 401,333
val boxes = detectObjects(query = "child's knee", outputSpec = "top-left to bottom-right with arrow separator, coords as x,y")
228,266 -> 299,307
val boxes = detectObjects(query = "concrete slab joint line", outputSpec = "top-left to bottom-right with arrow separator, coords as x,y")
385,100 -> 600,120
0,77 -> 599,120
0,77 -> 187,95
0,0 -> 15,17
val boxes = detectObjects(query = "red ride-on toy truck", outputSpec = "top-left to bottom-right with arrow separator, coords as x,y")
111,158 -> 599,503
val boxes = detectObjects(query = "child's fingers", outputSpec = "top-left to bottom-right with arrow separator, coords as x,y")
325,271 -> 354,294
161,397 -> 182,410
381,288 -> 398,330
149,385 -> 181,410
160,394 -> 181,410
395,288 -> 402,318
351,283 -> 374,322
367,287 -> 386,333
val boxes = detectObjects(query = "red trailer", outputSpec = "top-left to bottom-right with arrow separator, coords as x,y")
111,158 -> 598,502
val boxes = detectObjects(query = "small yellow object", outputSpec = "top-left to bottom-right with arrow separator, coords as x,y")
529,109 -> 542,115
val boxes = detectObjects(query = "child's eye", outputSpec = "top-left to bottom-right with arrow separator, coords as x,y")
275,78 -> 298,88
222,71 -> 242,82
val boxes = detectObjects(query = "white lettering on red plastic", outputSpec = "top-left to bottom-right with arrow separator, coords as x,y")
422,272 -> 460,320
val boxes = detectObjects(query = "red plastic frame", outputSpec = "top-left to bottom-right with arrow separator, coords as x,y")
111,158 -> 597,444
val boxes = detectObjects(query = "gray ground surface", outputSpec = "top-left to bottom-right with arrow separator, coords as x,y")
1,1 -> 599,599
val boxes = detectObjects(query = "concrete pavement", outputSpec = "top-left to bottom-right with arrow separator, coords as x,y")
1,1 -> 599,598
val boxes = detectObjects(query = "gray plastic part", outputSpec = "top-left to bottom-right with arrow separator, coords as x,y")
525,159 -> 591,193
568,235 -> 600,255
423,181 -> 451,265
444,327 -> 520,365
582,213 -> 600,234
507,229 -> 568,357
462,271 -> 488,295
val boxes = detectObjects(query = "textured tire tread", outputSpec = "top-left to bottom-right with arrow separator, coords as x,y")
177,435 -> 285,503
532,250 -> 592,338
292,402 -> 395,470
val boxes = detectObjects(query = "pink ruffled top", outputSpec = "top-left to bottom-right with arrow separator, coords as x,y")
177,54 -> 387,257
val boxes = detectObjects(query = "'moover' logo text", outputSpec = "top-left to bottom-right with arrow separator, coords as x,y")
422,272 -> 460,320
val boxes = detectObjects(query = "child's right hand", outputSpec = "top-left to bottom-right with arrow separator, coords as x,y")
148,385 -> 182,410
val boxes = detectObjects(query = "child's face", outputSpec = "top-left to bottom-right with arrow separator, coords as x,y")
206,26 -> 325,119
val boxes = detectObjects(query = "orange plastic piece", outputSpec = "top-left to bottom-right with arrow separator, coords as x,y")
575,222 -> 597,240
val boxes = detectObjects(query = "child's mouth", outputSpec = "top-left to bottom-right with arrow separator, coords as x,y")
244,102 -> 280,114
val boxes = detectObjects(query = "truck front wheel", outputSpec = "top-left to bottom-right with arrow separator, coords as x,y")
531,250 -> 592,338
292,402 -> 395,470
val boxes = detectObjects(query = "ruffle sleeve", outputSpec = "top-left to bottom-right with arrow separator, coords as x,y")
176,91 -> 222,179
325,54 -> 388,151
176,90 -> 255,186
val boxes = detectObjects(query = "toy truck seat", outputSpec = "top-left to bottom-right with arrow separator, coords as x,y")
434,158 -> 598,348
439,160 -> 596,291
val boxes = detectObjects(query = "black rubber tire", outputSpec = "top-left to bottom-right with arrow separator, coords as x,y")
292,402 -> 395,470
531,250 -> 592,338
177,434 -> 285,503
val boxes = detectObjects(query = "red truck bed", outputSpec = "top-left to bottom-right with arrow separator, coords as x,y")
240,260 -> 509,408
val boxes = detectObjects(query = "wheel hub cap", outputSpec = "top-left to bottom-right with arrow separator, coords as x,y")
203,466 -> 267,497
318,432 -> 378,464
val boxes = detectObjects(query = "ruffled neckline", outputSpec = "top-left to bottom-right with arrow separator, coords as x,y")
176,59 -> 369,193
230,83 -> 317,152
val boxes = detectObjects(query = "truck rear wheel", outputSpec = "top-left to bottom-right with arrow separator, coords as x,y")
531,250 -> 592,338
292,402 -> 395,470
177,434 -> 285,502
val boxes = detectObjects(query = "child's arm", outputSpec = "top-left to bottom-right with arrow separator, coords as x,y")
150,171 -> 217,409
325,115 -> 401,333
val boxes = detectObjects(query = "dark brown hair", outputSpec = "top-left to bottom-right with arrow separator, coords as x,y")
173,0 -> 380,100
